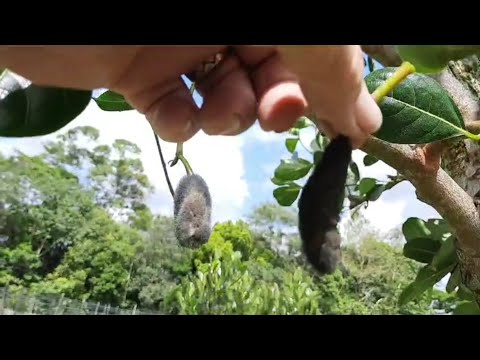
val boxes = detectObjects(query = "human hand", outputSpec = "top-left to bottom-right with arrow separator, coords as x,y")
0,45 -> 382,147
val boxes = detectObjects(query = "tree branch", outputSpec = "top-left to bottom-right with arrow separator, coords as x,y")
361,45 -> 402,67
361,137 -> 480,303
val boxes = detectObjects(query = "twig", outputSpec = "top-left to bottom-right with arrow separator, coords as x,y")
361,136 -> 480,303
153,129 -> 175,198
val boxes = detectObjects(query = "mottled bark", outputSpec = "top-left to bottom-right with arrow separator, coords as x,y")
362,46 -> 480,305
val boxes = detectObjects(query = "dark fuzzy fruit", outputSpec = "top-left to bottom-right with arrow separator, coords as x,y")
173,174 -> 212,248
298,135 -> 352,275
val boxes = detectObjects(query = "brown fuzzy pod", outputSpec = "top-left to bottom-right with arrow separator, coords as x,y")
173,174 -> 212,248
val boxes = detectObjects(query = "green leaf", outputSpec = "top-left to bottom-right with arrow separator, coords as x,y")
403,238 -> 441,263
285,138 -> 299,154
271,176 -> 291,186
274,158 -> 313,182
94,90 -> 134,111
365,68 -> 466,144
402,217 -> 451,243
358,178 -> 376,195
293,116 -> 312,129
273,183 -> 301,206
446,266 -> 461,293
396,45 -> 480,74
431,235 -> 457,271
457,284 -> 475,302
363,154 -> 379,166
399,263 -> 455,306
403,218 -> 429,242
0,85 -> 92,137
452,301 -> 480,315
367,184 -> 386,201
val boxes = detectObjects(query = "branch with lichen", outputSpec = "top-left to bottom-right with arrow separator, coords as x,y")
360,46 -> 480,304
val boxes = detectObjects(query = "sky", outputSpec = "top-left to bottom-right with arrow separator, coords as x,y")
0,62 -> 442,236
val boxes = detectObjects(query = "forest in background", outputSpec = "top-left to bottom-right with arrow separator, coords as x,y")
0,126 -> 462,314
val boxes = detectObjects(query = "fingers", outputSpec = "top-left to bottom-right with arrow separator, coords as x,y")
194,53 -> 257,136
275,45 -> 382,148
140,78 -> 201,143
354,81 -> 383,135
234,46 -> 308,132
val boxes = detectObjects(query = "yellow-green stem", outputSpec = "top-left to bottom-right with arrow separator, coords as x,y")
372,61 -> 416,103
173,81 -> 197,175
176,143 -> 193,175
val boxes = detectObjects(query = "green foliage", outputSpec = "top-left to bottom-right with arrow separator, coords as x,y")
93,90 -> 134,111
127,216 -> 193,310
0,153 -> 97,275
0,243 -> 42,286
363,154 -> 378,166
32,210 -> 141,306
274,158 -> 313,181
396,45 -> 480,74
273,183 -> 302,206
342,239 -> 442,314
213,221 -> 254,260
0,70 -> 92,137
365,67 -> 466,144
399,217 -> 458,306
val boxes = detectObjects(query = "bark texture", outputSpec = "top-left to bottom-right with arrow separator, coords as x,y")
362,47 -> 480,305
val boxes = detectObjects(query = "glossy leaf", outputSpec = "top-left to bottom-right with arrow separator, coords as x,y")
0,84 -> 92,137
274,158 -> 313,182
403,238 -> 441,263
271,176 -> 291,186
403,218 -> 429,242
446,266 -> 461,293
452,301 -> 480,315
363,154 -> 379,166
273,183 -> 301,206
365,68 -> 466,144
399,263 -> 455,306
457,284 -> 475,302
367,184 -> 386,202
94,90 -> 134,111
402,217 -> 451,243
431,235 -> 457,271
358,178 -> 376,195
285,138 -> 299,154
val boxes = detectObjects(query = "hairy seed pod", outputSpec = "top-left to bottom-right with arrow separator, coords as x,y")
298,135 -> 352,275
173,174 -> 212,248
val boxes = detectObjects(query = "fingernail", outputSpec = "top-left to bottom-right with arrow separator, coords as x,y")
220,113 -> 242,135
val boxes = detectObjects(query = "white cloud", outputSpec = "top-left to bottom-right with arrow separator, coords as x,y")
244,123 -> 288,144
0,100 -> 249,224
